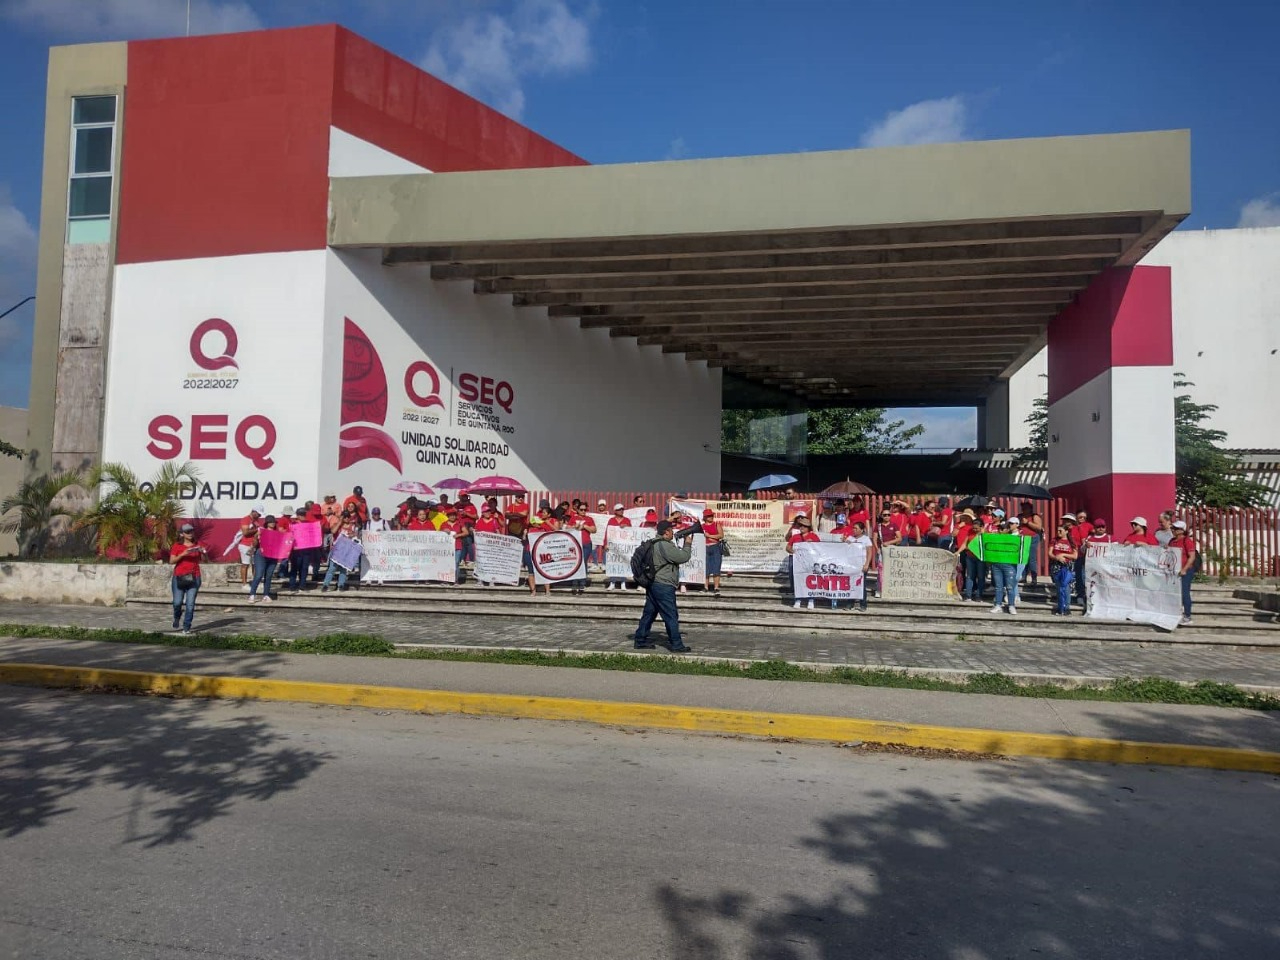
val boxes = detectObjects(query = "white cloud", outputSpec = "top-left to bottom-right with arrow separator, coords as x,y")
860,96 -> 968,149
664,136 -> 687,160
888,406 -> 977,450
1238,193 -> 1280,228
420,0 -> 593,119
0,0 -> 263,40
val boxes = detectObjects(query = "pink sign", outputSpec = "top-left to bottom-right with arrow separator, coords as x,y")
258,528 -> 293,561
290,521 -> 323,550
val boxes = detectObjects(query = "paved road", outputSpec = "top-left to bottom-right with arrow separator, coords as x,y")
2,687 -> 1278,959
3,601 -> 1280,688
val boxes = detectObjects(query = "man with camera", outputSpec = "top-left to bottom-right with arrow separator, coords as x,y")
632,519 -> 698,653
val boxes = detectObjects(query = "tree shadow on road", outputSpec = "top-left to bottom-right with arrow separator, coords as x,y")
0,685 -> 330,846
656,748 -> 1280,958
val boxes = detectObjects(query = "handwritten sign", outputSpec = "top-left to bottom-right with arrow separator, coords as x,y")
1085,543 -> 1182,631
328,534 -> 363,572
880,546 -> 958,601
529,530 -> 585,585
257,528 -> 293,561
290,521 -> 323,550
668,498 -> 817,575
360,530 -> 455,583
605,526 -> 654,581
474,530 -> 523,585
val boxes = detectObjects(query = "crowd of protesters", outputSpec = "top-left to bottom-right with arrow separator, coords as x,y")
170,486 -> 1201,633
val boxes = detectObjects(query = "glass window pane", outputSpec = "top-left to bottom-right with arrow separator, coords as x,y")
73,96 -> 116,125
69,176 -> 112,217
74,127 -> 113,174
67,217 -> 111,244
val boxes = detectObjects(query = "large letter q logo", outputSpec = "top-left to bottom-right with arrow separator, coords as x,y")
190,318 -> 239,371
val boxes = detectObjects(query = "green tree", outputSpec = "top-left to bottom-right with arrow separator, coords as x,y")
0,438 -> 23,460
1174,374 -> 1269,508
75,461 -> 201,561
722,407 -> 925,455
1015,374 -> 1049,463
0,471 -> 85,557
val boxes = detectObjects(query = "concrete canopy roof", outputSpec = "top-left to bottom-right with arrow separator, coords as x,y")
328,130 -> 1190,405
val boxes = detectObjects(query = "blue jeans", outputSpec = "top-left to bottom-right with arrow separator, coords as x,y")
634,582 -> 682,644
1074,554 -> 1088,604
1181,569 -> 1194,618
963,553 -> 985,601
991,563 -> 1018,608
249,553 -> 277,599
455,547 -> 465,582
323,561 -> 349,590
1052,564 -> 1074,614
1021,536 -> 1040,583
171,575 -> 200,629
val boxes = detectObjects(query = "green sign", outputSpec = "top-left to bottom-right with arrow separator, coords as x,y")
967,533 -> 1031,565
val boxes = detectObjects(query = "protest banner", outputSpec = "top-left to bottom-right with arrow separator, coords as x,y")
529,529 -> 586,585
679,533 -> 707,585
290,521 -> 323,550
966,533 -> 1031,565
360,530 -> 455,583
792,541 -> 867,601
257,527 -> 293,561
605,525 -> 653,581
328,533 -> 363,572
1085,542 -> 1182,631
624,506 -> 652,526
473,530 -> 523,585
668,498 -> 817,574
880,546 -> 958,600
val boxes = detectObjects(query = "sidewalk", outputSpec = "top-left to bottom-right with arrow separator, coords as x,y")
4,634 -> 1280,760
1,601 -> 1279,689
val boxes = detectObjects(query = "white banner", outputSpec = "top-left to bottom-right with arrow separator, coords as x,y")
792,542 -> 867,600
360,529 -> 456,583
678,533 -> 707,585
473,530 -> 523,585
880,546 -> 958,601
668,498 -> 816,574
529,529 -> 586,586
605,526 -> 654,581
1085,543 -> 1182,631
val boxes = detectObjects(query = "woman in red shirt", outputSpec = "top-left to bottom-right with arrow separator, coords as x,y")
1122,516 -> 1158,545
786,514 -> 821,609
1171,521 -> 1199,624
169,523 -> 207,634
702,509 -> 725,596
1047,524 -> 1078,615
875,509 -> 902,598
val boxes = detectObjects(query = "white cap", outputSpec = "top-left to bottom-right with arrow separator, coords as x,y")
1172,520 -> 1187,529
597,499 -> 607,506
1130,516 -> 1147,526
1061,513 -> 1076,522
613,502 -> 625,510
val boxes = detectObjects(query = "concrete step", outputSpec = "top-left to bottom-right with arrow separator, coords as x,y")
128,587 -> 1280,648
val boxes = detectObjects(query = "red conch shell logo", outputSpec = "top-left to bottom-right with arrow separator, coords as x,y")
338,317 -> 403,472
190,318 -> 239,370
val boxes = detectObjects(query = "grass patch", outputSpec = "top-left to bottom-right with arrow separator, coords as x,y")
2,622 -> 1278,712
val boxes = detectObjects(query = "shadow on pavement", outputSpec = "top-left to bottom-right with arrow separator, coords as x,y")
0,638 -> 286,679
0,685 -> 330,846
656,750 -> 1280,958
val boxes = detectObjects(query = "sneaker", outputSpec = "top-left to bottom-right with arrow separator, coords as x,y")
1008,606 -> 1017,615
633,640 -> 655,650
1180,615 -> 1192,625
181,628 -> 192,636
321,585 -> 329,592
260,595 -> 273,603
807,599 -> 815,609
607,583 -> 616,591
669,643 -> 691,654
242,584 -> 252,592
989,604 -> 1001,614
793,600 -> 802,609
247,596 -> 259,604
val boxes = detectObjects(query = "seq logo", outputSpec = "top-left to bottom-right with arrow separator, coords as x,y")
189,318 -> 239,371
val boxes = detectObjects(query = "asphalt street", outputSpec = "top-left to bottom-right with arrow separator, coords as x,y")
2,686 -> 1278,959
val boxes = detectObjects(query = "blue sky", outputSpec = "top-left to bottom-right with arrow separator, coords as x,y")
2,0 -> 1278,448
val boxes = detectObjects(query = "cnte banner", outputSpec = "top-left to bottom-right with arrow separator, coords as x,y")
360,530 -> 455,583
792,541 -> 867,601
1084,543 -> 1182,631
881,546 -> 958,601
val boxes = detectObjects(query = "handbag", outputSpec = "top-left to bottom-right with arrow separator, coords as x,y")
174,573 -> 197,590
719,539 -> 731,557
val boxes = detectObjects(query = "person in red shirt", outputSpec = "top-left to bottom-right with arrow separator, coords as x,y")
875,508 -> 903,598
457,493 -> 479,521
1016,501 -> 1044,586
831,517 -> 875,611
1170,520 -> 1199,624
225,509 -> 260,587
936,496 -> 955,543
844,496 -> 870,530
1047,523 -> 1079,615
606,503 -> 633,591
702,509 -> 725,596
1121,516 -> 1158,545
169,523 -> 207,633
786,513 -> 822,609
1084,518 -> 1112,545
441,508 -> 466,585
342,486 -> 369,527
640,508 -> 658,529
910,501 -> 935,546
407,507 -> 433,531
506,492 -> 530,521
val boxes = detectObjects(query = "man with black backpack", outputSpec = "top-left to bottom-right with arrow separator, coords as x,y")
631,520 -> 693,653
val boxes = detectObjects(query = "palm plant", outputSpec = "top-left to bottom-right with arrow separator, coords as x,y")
0,471 -> 85,557
75,461 -> 200,562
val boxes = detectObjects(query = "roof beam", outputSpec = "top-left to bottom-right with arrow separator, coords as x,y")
540,288 -> 1072,315
578,304 -> 1051,327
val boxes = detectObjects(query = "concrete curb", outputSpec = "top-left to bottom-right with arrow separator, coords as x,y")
4,661 -> 1279,775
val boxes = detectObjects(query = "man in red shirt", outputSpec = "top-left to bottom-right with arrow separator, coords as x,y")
456,493 -> 479,521
1170,520 -> 1199,624
506,492 -> 530,521
342,486 -> 369,526
910,501 -> 934,546
606,503 -> 632,591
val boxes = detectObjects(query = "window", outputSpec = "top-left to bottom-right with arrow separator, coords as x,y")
67,95 -> 117,244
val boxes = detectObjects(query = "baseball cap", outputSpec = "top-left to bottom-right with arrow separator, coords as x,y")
482,503 -> 494,513
1131,516 -> 1147,526
179,523 -> 195,533
703,509 -> 714,517
655,520 -> 674,536
1093,518 -> 1107,526
598,499 -> 607,506
613,502 -> 625,510
372,507 -> 381,515
1172,520 -> 1187,529
992,508 -> 1005,518
1061,513 -> 1077,522
835,513 -> 847,524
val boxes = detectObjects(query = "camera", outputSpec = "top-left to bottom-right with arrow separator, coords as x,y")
678,521 -> 703,538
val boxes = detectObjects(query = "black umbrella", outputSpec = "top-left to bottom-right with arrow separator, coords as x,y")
997,483 -> 1054,501
953,494 -> 990,510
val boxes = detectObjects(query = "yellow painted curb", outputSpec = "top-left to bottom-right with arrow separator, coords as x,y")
4,661 -> 1279,774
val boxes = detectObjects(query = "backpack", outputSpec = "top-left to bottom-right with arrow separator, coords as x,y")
631,538 -> 660,587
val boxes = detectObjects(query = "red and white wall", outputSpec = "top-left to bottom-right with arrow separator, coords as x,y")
97,24 -> 721,541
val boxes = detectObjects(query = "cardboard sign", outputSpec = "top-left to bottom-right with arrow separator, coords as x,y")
605,526 -> 654,581
328,533 -> 363,572
678,533 -> 707,585
290,521 -> 324,550
880,546 -> 958,601
792,541 -> 867,600
360,530 -> 455,583
529,530 -> 585,585
474,530 -> 523,585
1085,542 -> 1182,631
